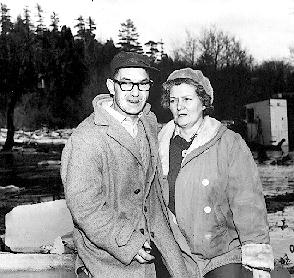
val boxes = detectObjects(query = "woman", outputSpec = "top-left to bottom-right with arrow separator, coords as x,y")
158,68 -> 289,278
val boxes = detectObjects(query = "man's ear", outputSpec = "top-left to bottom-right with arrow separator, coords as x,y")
106,78 -> 115,96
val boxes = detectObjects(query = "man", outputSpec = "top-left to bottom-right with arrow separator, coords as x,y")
61,52 -> 193,278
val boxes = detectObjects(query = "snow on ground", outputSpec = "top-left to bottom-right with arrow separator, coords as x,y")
258,165 -> 294,267
0,128 -> 73,146
268,206 -> 294,268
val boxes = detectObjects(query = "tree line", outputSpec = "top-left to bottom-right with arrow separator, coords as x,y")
0,3 -> 293,150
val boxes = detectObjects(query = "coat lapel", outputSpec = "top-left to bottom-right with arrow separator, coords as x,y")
107,122 -> 143,165
94,104 -> 143,165
140,115 -> 158,195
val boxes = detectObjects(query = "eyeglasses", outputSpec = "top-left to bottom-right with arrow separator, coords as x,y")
113,79 -> 153,91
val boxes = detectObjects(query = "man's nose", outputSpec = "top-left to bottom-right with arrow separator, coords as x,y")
131,85 -> 140,97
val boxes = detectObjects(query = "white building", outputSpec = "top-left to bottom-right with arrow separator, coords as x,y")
245,99 -> 288,152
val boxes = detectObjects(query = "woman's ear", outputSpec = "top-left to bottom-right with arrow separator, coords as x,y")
106,78 -> 115,96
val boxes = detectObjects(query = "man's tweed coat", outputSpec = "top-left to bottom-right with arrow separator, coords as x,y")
61,94 -> 193,278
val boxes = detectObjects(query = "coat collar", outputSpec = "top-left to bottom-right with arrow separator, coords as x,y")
92,94 -> 151,125
158,116 -> 225,176
92,94 -> 156,169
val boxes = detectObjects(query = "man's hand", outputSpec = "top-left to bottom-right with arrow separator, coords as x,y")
252,269 -> 271,278
134,241 -> 155,264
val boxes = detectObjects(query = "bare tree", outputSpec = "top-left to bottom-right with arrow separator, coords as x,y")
198,26 -> 253,69
179,30 -> 198,66
174,26 -> 253,70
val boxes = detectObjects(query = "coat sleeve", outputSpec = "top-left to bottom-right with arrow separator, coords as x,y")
226,134 -> 274,271
61,132 -> 147,265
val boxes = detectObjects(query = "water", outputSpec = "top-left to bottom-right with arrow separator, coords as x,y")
259,165 -> 294,196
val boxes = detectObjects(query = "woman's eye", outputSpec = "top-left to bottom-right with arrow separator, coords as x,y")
170,99 -> 175,103
185,98 -> 191,101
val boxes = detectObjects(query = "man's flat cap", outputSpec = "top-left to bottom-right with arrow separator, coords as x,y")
110,51 -> 159,77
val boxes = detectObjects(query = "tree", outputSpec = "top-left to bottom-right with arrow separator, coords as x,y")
118,19 -> 143,53
144,40 -> 159,61
86,16 -> 96,39
179,30 -> 198,66
251,60 -> 290,101
74,16 -> 86,40
0,3 -> 13,36
197,26 -> 253,70
50,12 -> 59,32
0,4 -> 122,140
173,26 -> 253,71
0,4 -> 13,128
36,4 -> 45,35
23,6 -> 34,33
2,14 -> 37,150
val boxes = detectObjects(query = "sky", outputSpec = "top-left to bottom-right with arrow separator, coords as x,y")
1,0 -> 294,62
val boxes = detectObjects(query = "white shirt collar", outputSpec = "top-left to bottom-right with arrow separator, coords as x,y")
102,99 -> 142,137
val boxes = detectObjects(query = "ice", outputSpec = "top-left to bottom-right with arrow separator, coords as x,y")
37,160 -> 61,168
5,199 -> 73,253
0,185 -> 23,194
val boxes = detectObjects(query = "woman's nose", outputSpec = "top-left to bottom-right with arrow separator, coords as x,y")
177,101 -> 184,110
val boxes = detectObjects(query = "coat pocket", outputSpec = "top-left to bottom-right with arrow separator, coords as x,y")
115,212 -> 139,247
115,220 -> 134,247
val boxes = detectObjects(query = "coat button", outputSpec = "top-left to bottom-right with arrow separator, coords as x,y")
204,206 -> 211,213
202,179 -> 209,186
134,189 -> 141,194
181,150 -> 188,158
144,206 -> 147,212
139,228 -> 144,235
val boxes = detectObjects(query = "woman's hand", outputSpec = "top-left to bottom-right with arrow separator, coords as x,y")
252,269 -> 271,278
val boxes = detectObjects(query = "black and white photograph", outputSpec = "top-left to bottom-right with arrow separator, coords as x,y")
0,0 -> 293,277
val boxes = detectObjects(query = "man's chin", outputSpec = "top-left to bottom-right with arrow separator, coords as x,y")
126,105 -> 145,115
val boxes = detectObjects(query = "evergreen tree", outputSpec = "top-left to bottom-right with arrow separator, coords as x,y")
74,16 -> 86,40
2,14 -> 37,150
23,6 -> 34,34
36,4 -> 45,35
118,19 -> 143,53
0,3 -> 13,125
50,12 -> 59,32
86,16 -> 96,39
0,3 -> 13,36
144,40 -> 159,61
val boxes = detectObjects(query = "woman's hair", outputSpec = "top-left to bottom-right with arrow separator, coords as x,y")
161,78 -> 214,115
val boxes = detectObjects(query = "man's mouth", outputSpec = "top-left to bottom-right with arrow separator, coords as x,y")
128,99 -> 141,104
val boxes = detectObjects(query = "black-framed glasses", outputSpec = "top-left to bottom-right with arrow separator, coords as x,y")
113,79 -> 153,91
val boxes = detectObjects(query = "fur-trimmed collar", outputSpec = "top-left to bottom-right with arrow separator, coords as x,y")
158,116 -> 222,176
